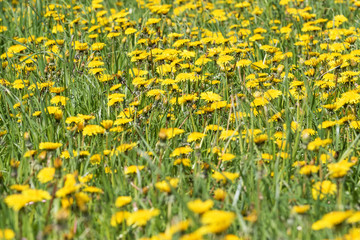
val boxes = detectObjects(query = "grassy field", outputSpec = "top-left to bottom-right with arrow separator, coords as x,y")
1,0 -> 360,239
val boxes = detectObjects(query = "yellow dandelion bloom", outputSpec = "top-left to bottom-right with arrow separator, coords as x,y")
100,120 -> 113,129
299,165 -> 320,175
110,211 -> 130,226
213,188 -> 227,201
236,59 -> 252,67
82,125 -> 105,136
173,158 -> 191,167
24,150 -> 37,157
170,146 -> 193,157
82,186 -> 103,193
74,41 -> 88,51
328,159 -> 356,178
312,211 -> 353,230
5,189 -> 51,211
50,95 -> 68,105
155,178 -> 179,193
55,174 -> 81,198
218,153 -> 236,162
10,184 -> 29,191
39,142 -> 62,150
212,171 -> 239,183
187,132 -> 206,142
114,118 -> 133,125
205,125 -> 223,131
124,165 -> 145,175
347,212 -> 360,224
126,209 -> 160,226
291,205 -> 310,214
307,138 -> 332,151
0,229 -> 15,240
201,210 -> 235,233
219,130 -> 239,140
37,167 -> 55,183
115,196 -> 132,208
200,92 -> 222,102
312,180 -> 337,200
125,28 -> 137,35
187,199 -> 214,214
116,142 -> 138,153
350,121 -> 360,129
90,154 -> 102,165
91,42 -> 106,51
163,128 -> 185,139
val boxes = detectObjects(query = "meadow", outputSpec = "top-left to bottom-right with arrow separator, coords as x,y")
1,0 -> 360,239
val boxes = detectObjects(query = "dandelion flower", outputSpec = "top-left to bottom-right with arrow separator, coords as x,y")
200,92 -> 222,102
115,196 -> 132,207
37,167 -> 55,183
187,132 -> 206,142
82,125 -> 105,136
187,199 -> 214,214
126,209 -> 160,226
312,211 -> 352,230
312,180 -> 337,200
201,210 -> 235,233
39,142 -> 62,150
